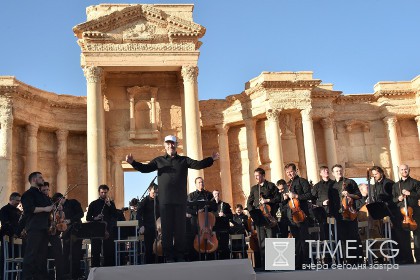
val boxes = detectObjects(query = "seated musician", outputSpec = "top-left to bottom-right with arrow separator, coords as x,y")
86,185 -> 117,267
229,204 -> 249,235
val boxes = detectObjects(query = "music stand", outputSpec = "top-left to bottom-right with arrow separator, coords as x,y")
366,202 -> 390,220
312,206 -> 328,223
70,222 -> 107,277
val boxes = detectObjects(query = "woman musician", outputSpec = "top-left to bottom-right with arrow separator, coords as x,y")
86,184 -> 117,267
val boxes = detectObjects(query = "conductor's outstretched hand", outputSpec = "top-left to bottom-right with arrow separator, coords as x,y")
212,152 -> 220,161
126,153 -> 134,164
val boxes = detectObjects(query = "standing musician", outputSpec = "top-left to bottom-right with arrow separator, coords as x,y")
52,192 -> 84,280
137,184 -> 160,264
246,167 -> 277,268
186,177 -> 216,261
392,164 -> 420,264
283,163 -> 311,269
272,179 -> 289,238
126,135 -> 219,263
86,184 -> 117,267
40,182 -> 65,280
311,166 -> 334,240
371,166 -> 394,205
21,172 -> 54,280
212,190 -> 232,259
330,164 -> 362,264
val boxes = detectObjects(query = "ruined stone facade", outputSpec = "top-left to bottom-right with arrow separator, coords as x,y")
0,4 -> 419,208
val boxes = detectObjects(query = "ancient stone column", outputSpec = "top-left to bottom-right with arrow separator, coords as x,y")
295,117 -> 307,178
244,118 -> 258,195
384,116 -> 401,181
56,129 -> 68,194
415,116 -> 420,143
114,159 -> 124,209
321,117 -> 338,169
301,109 -> 319,183
266,109 -> 285,181
216,124 -> 233,206
181,66 -> 204,192
84,66 -> 106,203
26,124 -> 39,189
0,100 -> 13,203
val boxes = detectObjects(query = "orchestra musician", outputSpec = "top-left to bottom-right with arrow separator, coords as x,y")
126,135 -> 219,262
86,184 -> 117,267
40,182 -> 65,280
330,164 -> 362,264
137,184 -> 160,264
21,172 -> 54,280
229,204 -> 249,235
283,163 -> 311,269
52,192 -> 84,280
311,166 -> 334,240
272,179 -> 289,238
246,167 -> 277,269
392,164 -> 420,264
212,190 -> 232,259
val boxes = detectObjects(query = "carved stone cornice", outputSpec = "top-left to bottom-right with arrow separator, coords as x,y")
321,117 -> 334,129
383,116 -> 397,128
215,124 -> 229,135
345,120 -> 370,132
83,66 -> 103,83
0,85 -> 18,95
26,124 -> 39,137
127,86 -> 159,101
375,89 -> 416,97
266,109 -> 280,122
56,129 -> 69,142
181,66 -> 198,83
336,94 -> 376,105
81,42 -> 197,52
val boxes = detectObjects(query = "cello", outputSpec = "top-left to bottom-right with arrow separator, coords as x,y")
193,204 -> 218,254
153,217 -> 163,257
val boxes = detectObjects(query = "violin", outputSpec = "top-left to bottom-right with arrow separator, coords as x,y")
259,193 -> 278,228
397,172 -> 417,231
286,182 -> 306,223
341,178 -> 358,221
193,205 -> 218,254
153,217 -> 163,257
55,206 -> 68,232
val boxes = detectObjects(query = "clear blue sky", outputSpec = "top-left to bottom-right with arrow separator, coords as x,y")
1,1 -> 419,206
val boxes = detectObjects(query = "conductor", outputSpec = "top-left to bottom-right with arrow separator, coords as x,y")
126,135 -> 219,262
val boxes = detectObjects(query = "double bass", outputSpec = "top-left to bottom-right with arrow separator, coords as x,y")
193,204 -> 218,254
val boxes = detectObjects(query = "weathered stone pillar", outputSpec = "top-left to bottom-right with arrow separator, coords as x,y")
114,159 -> 124,209
321,117 -> 338,169
415,116 -> 420,143
56,129 -> 68,194
84,66 -> 106,204
266,109 -> 285,181
301,109 -> 319,183
0,99 -> 13,203
384,116 -> 401,181
26,124 -> 39,189
295,117 -> 307,178
181,66 -> 204,192
216,124 -> 233,206
244,118 -> 258,195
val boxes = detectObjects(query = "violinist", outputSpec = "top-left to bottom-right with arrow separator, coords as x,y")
284,163 -> 311,270
21,172 -> 54,280
246,167 -> 276,269
212,190 -> 232,259
52,192 -> 84,279
331,164 -> 362,264
392,164 -> 419,264
41,182 -> 65,280
271,179 -> 289,238
137,184 -> 160,264
311,166 -> 334,240
86,184 -> 117,267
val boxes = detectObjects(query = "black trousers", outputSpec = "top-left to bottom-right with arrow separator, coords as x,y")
389,208 -> 414,264
91,237 -> 115,267
336,218 -> 363,264
23,229 -> 49,280
256,225 -> 273,267
62,236 -> 83,278
144,225 -> 157,264
289,220 -> 310,268
48,234 -> 64,280
159,203 -> 186,260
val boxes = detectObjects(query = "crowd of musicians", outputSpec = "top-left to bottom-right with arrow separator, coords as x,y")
1,134 -> 420,279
